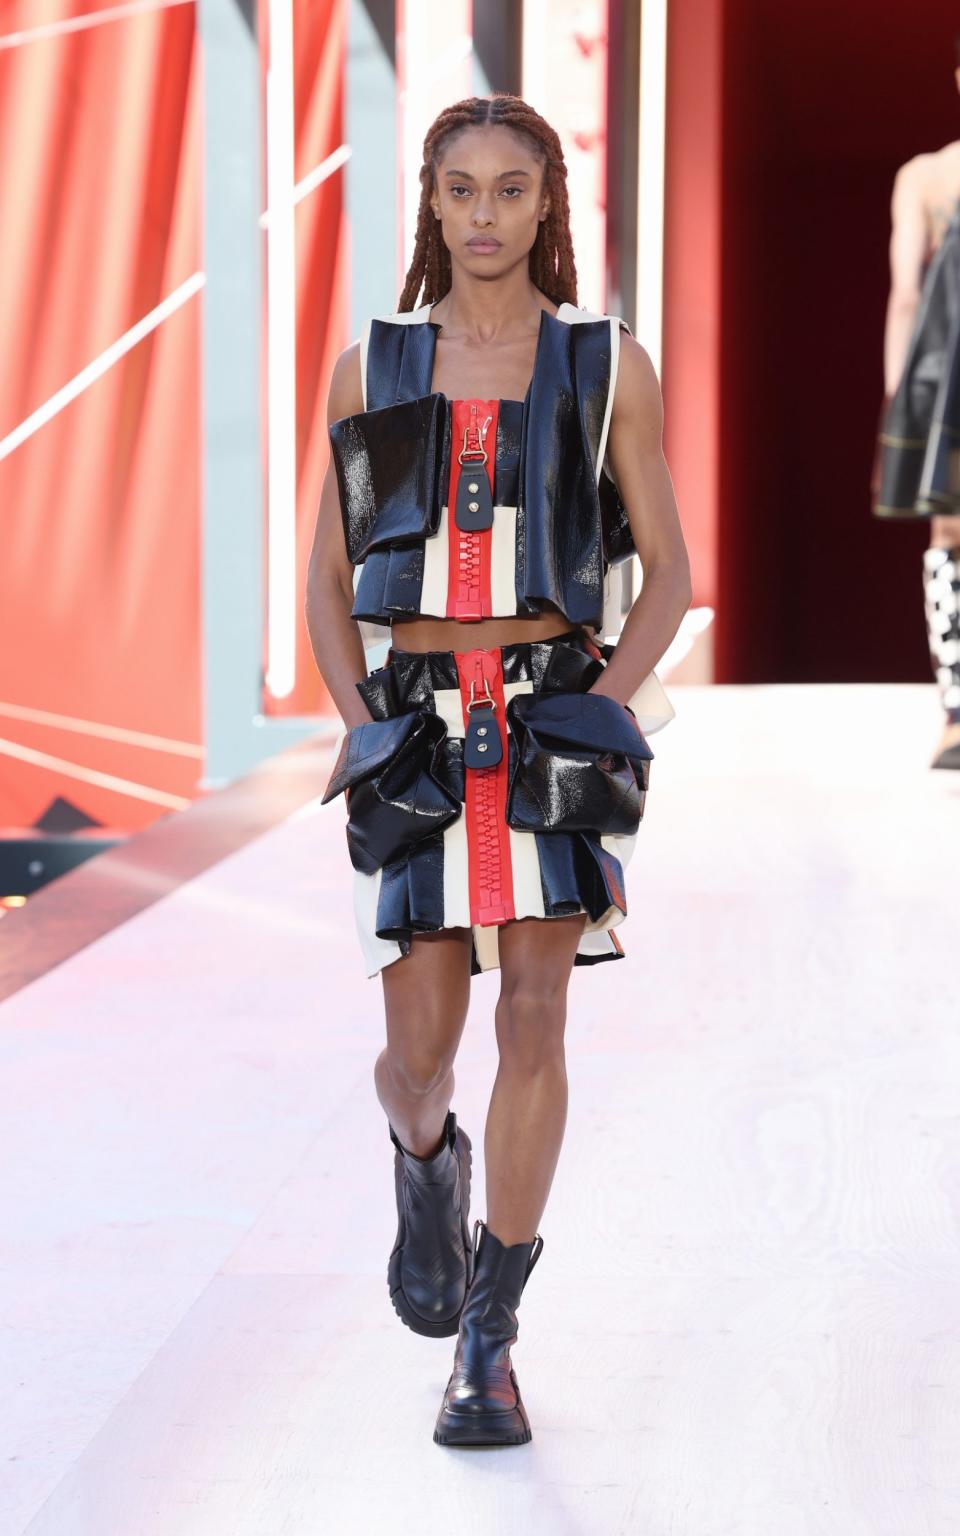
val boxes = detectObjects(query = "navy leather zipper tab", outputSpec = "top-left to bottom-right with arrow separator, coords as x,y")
464,703 -> 501,768
455,463 -> 494,530
454,405 -> 494,531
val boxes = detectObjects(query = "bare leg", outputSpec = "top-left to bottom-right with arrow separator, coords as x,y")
374,928 -> 474,1156
928,515 -> 960,759
484,912 -> 588,1245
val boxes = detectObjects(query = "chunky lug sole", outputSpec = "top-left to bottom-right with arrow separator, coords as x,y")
433,1406 -> 532,1448
387,1127 -> 473,1338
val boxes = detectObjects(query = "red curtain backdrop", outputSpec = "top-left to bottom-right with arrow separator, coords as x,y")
0,0 -> 201,832
0,0 -> 346,835
666,0 -> 960,683
264,0 -> 348,717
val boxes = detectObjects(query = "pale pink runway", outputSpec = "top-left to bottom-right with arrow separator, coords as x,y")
1,684 -> 958,1536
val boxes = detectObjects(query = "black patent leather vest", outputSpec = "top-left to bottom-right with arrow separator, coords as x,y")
328,302 -> 637,630
875,201 -> 960,517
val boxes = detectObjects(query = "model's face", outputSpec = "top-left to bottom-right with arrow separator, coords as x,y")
429,125 -> 550,276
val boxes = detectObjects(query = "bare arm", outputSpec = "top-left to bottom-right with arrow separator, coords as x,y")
883,160 -> 929,397
590,334 -> 692,705
304,341 -> 373,729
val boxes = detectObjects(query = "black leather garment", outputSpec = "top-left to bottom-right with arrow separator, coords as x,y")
328,308 -> 636,629
875,200 -> 960,518
433,1218 -> 544,1447
388,1109 -> 474,1338
330,631 -> 641,972
505,690 -> 654,836
319,710 -> 462,874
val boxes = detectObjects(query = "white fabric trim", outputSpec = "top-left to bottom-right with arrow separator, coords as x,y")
420,504 -> 451,618
353,865 -> 403,977
358,317 -> 372,410
491,505 -> 519,615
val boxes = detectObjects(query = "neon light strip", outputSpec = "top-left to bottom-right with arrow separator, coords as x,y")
521,0 -> 548,115
0,703 -> 202,757
637,0 -> 668,378
0,0 -> 194,52
264,0 -> 297,700
258,144 -> 352,229
0,272 -> 204,464
0,737 -> 192,810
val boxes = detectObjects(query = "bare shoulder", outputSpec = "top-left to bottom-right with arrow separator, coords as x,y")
326,339 -> 364,424
612,330 -> 663,432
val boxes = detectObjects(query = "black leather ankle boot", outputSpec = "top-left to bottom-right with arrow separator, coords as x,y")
387,1109 -> 473,1337
433,1217 -> 544,1447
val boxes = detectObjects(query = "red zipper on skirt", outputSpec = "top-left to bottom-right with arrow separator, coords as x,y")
455,647 -> 515,927
446,398 -> 498,621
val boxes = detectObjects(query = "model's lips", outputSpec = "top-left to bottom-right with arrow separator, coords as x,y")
466,237 -> 502,251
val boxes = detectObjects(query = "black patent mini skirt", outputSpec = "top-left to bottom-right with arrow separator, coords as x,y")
321,627 -> 653,976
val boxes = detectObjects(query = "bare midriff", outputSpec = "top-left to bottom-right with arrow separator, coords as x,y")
390,607 -> 583,654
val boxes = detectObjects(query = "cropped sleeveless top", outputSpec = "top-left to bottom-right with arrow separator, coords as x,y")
328,301 -> 637,634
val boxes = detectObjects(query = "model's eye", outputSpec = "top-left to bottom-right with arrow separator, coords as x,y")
501,186 -> 523,198
450,185 -> 472,198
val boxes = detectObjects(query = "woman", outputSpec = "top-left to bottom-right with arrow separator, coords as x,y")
306,94 -> 691,1448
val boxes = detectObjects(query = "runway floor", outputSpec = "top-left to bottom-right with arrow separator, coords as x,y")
2,683 -> 958,1536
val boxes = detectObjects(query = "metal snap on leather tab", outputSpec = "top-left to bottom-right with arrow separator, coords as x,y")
464,701 -> 502,768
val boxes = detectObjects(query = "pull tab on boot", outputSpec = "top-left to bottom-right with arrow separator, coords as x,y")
455,405 -> 494,531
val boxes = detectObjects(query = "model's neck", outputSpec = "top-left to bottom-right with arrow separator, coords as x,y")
430,271 -> 554,340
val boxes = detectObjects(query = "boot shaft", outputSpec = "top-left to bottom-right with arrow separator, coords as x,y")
455,1219 -> 543,1362
390,1110 -> 461,1190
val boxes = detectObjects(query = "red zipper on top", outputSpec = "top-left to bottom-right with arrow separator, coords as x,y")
455,647 -> 515,927
446,398 -> 498,621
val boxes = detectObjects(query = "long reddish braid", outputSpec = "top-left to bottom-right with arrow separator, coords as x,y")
397,95 -> 578,312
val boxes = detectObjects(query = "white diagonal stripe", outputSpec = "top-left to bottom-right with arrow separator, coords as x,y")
0,737 -> 192,810
0,703 -> 203,757
0,0 -> 194,51
0,272 -> 205,463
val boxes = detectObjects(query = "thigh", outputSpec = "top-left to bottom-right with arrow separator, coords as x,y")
497,912 -> 588,1004
380,927 -> 474,1068
931,514 -> 960,547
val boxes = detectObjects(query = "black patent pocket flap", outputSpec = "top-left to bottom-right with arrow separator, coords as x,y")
328,394 -> 447,562
321,713 -> 422,804
507,691 -> 653,770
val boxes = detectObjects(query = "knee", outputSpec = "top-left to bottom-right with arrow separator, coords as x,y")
382,1033 -> 454,1099
495,980 -> 568,1075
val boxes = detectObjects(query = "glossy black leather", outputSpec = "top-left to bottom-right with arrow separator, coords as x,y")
388,1109 -> 474,1339
329,394 -> 447,562
328,310 -> 636,628
337,633 -> 636,968
320,711 -> 461,874
433,1219 -> 543,1447
875,202 -> 960,517
505,691 -> 653,836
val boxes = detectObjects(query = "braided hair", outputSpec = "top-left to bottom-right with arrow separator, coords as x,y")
398,94 -> 578,312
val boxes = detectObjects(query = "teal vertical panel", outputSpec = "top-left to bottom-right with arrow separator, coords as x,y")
198,0 -> 265,783
347,1 -> 397,334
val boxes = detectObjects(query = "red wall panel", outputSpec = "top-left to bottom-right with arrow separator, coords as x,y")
0,2 -> 201,830
716,0 -> 958,682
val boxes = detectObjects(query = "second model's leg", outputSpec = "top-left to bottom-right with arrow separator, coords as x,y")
375,927 -> 474,1155
485,912 -> 588,1245
925,514 -> 960,766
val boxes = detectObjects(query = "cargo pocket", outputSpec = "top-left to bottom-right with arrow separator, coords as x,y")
321,712 -> 462,874
505,690 -> 653,838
